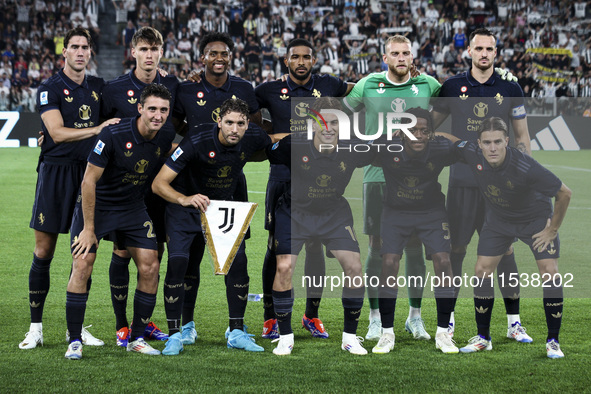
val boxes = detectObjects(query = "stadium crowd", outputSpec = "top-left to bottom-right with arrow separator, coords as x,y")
1,0 -> 591,113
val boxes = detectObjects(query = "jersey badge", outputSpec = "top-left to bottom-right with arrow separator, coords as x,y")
426,162 -> 434,172
339,161 -> 346,172
486,184 -> 501,197
316,174 -> 331,187
135,159 -> 149,174
272,142 -> 279,150
125,150 -> 133,157
212,107 -> 221,122
506,180 -> 514,190
312,89 -> 321,98
40,91 -> 48,105
280,88 -> 289,100
92,91 -> 99,102
391,98 -> 406,113
473,102 -> 488,118
240,152 -> 246,161
476,164 -> 483,171
411,84 -> 419,96
404,176 -> 419,188
127,90 -> 137,104
79,105 -> 91,120
94,139 -> 105,155
197,91 -> 206,106
126,142 -> 133,149
457,141 -> 467,148
171,146 -> 183,161
38,213 -> 45,225
377,82 -> 386,94
65,94 -> 73,103
494,93 -> 504,105
217,165 -> 231,177
459,94 -> 468,100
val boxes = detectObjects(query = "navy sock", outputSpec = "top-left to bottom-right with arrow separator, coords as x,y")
66,292 -> 88,342
273,289 -> 294,335
109,253 -> 131,330
342,287 -> 364,334
131,290 -> 156,341
450,251 -> 466,303
434,286 -> 455,328
543,281 -> 563,342
262,247 -> 277,321
365,246 -> 381,310
474,278 -> 494,340
29,254 -> 52,323
378,287 -> 398,329
497,253 -> 520,315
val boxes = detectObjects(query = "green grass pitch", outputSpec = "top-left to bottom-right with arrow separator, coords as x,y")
0,148 -> 590,392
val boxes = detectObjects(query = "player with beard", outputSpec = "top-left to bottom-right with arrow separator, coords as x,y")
343,35 -> 441,342
254,39 -> 353,340
432,28 -> 532,342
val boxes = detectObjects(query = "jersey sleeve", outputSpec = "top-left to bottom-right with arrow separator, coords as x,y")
254,82 -> 269,109
452,139 -> 475,163
165,135 -> 194,174
509,82 -> 527,119
87,127 -> 113,168
343,76 -> 367,112
527,158 -> 562,198
172,83 -> 188,121
426,75 -> 442,97
328,75 -> 348,97
432,80 -> 451,114
37,83 -> 60,114
266,134 -> 291,166
100,84 -> 116,119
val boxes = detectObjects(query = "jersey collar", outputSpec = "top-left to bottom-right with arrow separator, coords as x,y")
467,68 -> 496,86
129,67 -> 160,89
58,69 -> 88,90
131,116 -> 159,145
286,74 -> 315,91
202,72 -> 232,93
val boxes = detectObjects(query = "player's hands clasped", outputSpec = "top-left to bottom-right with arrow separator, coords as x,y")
71,228 -> 99,259
532,218 -> 558,252
180,193 -> 210,212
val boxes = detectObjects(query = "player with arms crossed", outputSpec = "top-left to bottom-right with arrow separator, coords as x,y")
432,28 -> 532,341
100,26 -> 178,347
65,84 -> 175,359
446,117 -> 570,359
268,98 -> 372,356
254,38 -> 353,340
343,35 -> 441,341
20,27 -> 119,350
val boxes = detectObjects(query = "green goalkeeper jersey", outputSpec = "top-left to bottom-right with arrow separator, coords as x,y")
343,71 -> 441,183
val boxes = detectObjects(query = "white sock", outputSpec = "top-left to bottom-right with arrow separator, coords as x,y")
342,332 -> 357,341
507,314 -> 520,327
382,327 -> 394,335
369,308 -> 380,321
449,311 -> 455,326
408,306 -> 421,319
30,322 -> 42,332
436,326 -> 448,335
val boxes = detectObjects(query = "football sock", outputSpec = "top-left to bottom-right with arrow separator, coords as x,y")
167,319 -> 181,335
304,298 -> 321,319
369,308 -> 380,320
262,246 -> 277,321
378,287 -> 398,329
405,241 -> 425,309
273,289 -> 294,335
543,280 -> 563,342
183,239 -> 204,325
342,287 -> 364,334
474,277 -> 494,340
507,314 -> 520,327
304,241 -> 325,317
131,289 -> 156,341
434,286 -> 455,328
365,246 -> 381,310
165,255 -> 189,326
225,252 -> 249,320
450,251 -> 466,303
66,291 -> 88,343
29,254 -> 52,323
497,252 -> 520,315
229,318 -> 244,332
109,253 -> 131,330
408,306 -> 421,319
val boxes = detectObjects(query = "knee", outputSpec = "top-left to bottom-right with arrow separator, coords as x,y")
139,259 -> 160,282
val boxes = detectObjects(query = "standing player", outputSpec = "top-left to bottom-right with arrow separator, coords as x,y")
65,83 -> 175,359
170,32 -> 262,347
432,28 -> 532,341
343,35 -> 441,341
152,98 -> 278,355
450,117 -> 570,358
101,26 -> 177,347
268,98 -> 370,356
20,27 -> 119,350
254,38 -> 353,340
371,108 -> 458,355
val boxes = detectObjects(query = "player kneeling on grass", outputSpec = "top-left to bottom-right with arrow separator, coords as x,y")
65,84 -> 176,359
371,108 -> 459,354
266,97 -> 373,356
446,117 -> 571,359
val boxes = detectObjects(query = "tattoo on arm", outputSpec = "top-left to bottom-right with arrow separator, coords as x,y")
516,142 -> 527,153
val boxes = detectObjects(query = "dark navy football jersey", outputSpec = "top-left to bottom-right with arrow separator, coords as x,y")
454,140 -> 562,223
255,74 -> 348,182
267,133 -> 375,214
165,123 -> 271,208
433,69 -> 527,187
101,69 -> 179,142
88,117 -> 174,210
37,70 -> 105,162
173,73 -> 259,130
376,136 -> 459,211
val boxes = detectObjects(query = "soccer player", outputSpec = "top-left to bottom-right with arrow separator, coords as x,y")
254,38 -> 353,340
268,97 -> 370,356
371,108 -> 458,355
170,33 -> 262,347
343,35 -> 441,341
20,27 -> 120,350
432,28 -> 532,341
65,83 -> 175,359
152,98 -> 279,355
101,26 -> 177,347
450,117 -> 570,359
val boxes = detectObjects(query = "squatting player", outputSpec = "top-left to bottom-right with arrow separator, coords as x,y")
448,117 -> 570,359
21,27 -> 119,350
101,26 -> 177,346
152,98 -> 282,355
268,98 -> 371,356
254,38 -> 353,340
371,108 -> 458,355
433,28 -> 533,341
65,83 -> 175,359
170,32 -> 262,347
343,35 -> 441,341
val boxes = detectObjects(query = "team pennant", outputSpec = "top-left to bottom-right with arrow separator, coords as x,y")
201,200 -> 258,275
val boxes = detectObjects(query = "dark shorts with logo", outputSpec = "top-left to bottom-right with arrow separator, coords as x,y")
478,215 -> 560,260
30,158 -> 85,234
363,182 -> 386,236
275,199 -> 359,256
381,206 -> 451,256
145,190 -> 167,243
446,186 -> 486,246
265,179 -> 289,232
70,203 -> 157,254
